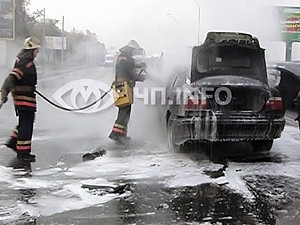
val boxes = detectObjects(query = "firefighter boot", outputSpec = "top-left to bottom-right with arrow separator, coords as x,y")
118,136 -> 131,145
109,131 -> 120,142
17,152 -> 36,162
109,131 -> 126,143
109,131 -> 131,144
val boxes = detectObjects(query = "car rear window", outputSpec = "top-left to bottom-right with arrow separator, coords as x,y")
195,45 -> 267,82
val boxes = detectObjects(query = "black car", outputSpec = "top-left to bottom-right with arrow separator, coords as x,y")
267,61 -> 300,112
163,31 -> 286,153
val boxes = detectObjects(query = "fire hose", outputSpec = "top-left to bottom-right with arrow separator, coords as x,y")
1,69 -> 149,112
34,88 -> 112,112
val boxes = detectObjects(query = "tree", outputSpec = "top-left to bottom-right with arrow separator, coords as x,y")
14,0 -> 106,65
15,0 -> 32,39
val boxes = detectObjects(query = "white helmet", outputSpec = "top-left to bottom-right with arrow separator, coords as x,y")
127,40 -> 139,49
23,36 -> 41,50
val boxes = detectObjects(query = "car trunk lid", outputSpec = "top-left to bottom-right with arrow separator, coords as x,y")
195,75 -> 270,112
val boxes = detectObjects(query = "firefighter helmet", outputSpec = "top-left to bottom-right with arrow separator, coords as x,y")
23,36 -> 41,50
119,40 -> 140,54
127,40 -> 139,49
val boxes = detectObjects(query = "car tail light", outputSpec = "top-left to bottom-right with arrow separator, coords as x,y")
185,97 -> 211,110
264,97 -> 283,111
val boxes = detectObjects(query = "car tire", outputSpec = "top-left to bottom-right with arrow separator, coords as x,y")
251,140 -> 273,152
167,116 -> 182,153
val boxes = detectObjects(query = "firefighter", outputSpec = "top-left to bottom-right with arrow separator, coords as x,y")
0,36 -> 40,162
108,40 -> 146,144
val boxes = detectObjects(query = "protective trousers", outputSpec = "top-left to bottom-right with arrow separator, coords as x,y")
110,105 -> 132,137
7,110 -> 35,155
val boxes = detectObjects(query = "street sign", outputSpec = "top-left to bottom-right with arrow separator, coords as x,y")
0,0 -> 15,39
278,6 -> 300,42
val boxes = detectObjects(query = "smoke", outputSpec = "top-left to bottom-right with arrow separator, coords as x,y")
127,0 -> 300,143
65,40 -> 106,66
197,0 -> 289,62
30,0 -> 300,60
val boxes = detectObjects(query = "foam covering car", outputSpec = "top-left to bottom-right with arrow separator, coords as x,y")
164,32 -> 286,153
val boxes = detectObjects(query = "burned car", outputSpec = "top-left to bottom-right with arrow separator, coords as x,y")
164,32 -> 285,153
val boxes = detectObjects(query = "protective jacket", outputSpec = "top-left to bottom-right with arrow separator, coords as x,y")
115,51 -> 146,86
115,52 -> 136,87
1,50 -> 37,112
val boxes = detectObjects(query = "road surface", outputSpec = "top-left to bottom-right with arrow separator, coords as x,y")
0,66 -> 299,225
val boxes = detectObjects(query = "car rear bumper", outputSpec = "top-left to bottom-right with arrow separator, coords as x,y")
170,112 -> 286,144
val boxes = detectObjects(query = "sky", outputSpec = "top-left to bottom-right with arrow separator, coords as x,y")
29,0 -> 300,59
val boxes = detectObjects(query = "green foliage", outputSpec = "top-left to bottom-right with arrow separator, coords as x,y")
15,0 -> 32,39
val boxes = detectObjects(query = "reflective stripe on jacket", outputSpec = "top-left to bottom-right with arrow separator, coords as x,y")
11,59 -> 37,111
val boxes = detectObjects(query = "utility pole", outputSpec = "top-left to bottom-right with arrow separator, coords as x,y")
61,16 -> 65,64
285,42 -> 292,61
42,8 -> 46,72
193,0 -> 200,45
167,13 -> 179,46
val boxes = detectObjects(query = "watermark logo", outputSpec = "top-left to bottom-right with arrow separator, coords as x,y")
134,86 -> 232,106
52,79 -> 114,113
53,79 -> 233,113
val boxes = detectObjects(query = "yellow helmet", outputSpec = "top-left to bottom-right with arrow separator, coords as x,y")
23,36 -> 41,50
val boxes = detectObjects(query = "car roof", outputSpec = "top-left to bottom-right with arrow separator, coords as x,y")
269,61 -> 300,78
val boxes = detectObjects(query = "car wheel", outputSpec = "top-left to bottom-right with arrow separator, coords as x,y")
167,116 -> 182,153
251,140 -> 273,152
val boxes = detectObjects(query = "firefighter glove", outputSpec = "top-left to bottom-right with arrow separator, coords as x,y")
0,90 -> 8,107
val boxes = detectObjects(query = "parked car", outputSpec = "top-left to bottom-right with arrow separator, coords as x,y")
163,31 -> 286,153
104,54 -> 115,67
267,61 -> 300,112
